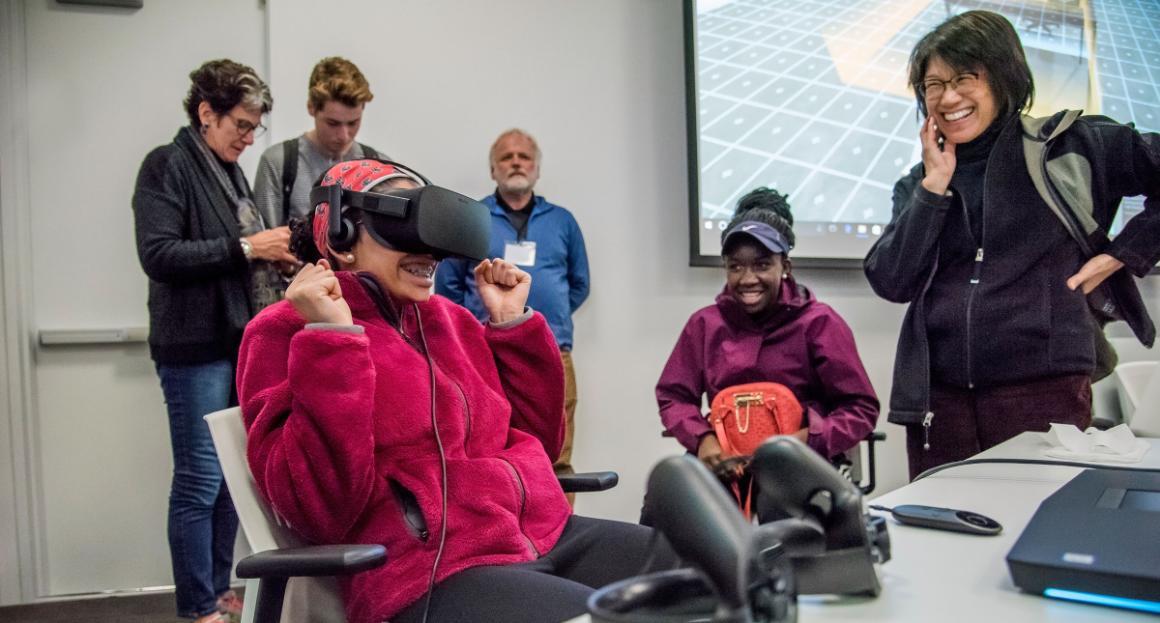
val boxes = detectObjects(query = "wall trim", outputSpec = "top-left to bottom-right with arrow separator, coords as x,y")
0,0 -> 46,604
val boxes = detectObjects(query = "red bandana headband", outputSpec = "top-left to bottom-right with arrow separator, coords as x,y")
312,159 -> 426,257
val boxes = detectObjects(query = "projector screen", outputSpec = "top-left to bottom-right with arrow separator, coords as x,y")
685,0 -> 1160,266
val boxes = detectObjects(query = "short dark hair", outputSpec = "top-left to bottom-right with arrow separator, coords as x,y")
907,10 -> 1034,119
183,59 -> 272,128
722,187 -> 795,255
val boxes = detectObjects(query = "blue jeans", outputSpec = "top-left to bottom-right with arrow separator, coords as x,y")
157,360 -> 239,619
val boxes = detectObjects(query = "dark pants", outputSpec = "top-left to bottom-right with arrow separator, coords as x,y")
392,515 -> 678,623
906,374 -> 1091,480
157,360 -> 239,619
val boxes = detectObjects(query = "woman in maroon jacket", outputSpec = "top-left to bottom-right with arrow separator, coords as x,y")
237,160 -> 671,623
656,188 -> 879,472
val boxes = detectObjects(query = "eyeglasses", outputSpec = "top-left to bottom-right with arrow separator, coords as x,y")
226,113 -> 267,138
919,72 -> 980,100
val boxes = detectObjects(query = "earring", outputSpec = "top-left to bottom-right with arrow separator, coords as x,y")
344,254 -> 355,263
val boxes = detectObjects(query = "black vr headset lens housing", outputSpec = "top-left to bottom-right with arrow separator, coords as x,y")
310,184 -> 491,261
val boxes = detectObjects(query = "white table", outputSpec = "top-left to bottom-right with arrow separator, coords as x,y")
797,432 -> 1160,622
573,433 -> 1158,623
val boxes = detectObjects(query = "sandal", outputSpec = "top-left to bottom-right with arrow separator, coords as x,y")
217,590 -> 244,623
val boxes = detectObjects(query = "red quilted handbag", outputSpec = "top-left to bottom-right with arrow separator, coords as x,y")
709,382 -> 803,458
708,382 -> 804,519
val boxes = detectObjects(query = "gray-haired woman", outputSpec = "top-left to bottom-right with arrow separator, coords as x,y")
132,58 -> 288,623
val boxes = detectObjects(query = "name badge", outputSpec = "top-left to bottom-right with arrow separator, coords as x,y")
504,240 -> 537,266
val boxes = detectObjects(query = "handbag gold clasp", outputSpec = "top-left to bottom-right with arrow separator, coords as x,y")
732,392 -> 764,408
732,392 -> 768,434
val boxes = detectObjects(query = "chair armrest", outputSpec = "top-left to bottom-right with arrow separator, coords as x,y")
860,431 -> 887,495
559,471 -> 619,492
236,544 -> 386,579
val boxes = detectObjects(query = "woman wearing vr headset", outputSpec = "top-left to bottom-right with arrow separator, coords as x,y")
236,159 -> 674,623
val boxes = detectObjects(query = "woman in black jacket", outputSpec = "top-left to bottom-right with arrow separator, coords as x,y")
132,59 -> 290,623
864,11 -> 1160,479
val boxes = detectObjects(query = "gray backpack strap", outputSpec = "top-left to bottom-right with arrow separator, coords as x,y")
280,138 -> 299,225
1021,110 -> 1094,254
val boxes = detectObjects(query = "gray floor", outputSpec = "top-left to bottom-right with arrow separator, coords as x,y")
0,591 -> 184,623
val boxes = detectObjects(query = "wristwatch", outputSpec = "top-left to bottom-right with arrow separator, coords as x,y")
239,237 -> 254,261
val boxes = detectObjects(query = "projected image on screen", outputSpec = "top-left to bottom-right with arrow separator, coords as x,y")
686,0 -> 1160,264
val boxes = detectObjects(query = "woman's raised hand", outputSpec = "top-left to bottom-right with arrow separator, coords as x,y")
286,259 -> 353,326
474,258 -> 531,324
920,115 -> 956,196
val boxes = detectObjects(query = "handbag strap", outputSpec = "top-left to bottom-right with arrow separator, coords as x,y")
712,411 -> 739,457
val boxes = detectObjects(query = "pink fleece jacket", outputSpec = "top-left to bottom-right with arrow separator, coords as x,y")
236,272 -> 571,623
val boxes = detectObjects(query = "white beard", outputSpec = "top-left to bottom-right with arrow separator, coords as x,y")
500,175 -> 532,194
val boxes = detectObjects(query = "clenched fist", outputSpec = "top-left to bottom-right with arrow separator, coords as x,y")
286,259 -> 352,326
474,258 -> 531,324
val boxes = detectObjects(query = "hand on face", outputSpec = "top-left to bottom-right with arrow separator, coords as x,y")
1067,253 -> 1125,294
474,258 -> 531,324
920,115 -> 956,195
286,259 -> 353,325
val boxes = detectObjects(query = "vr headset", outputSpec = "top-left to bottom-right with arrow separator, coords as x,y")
308,168 -> 491,261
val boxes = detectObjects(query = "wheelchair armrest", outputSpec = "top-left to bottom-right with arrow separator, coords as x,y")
860,431 -> 887,495
236,544 -> 386,579
559,471 -> 619,492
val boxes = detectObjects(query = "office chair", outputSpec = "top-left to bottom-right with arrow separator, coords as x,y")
835,431 -> 887,495
1112,360 -> 1160,437
205,406 -> 618,623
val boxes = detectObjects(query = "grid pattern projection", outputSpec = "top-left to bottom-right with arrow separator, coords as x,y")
1088,0 -> 1160,224
694,0 -> 1159,232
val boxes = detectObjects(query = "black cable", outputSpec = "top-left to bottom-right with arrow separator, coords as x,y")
415,303 -> 448,623
867,504 -> 893,513
913,457 -> 1160,482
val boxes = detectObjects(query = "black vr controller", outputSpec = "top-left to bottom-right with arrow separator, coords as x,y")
309,182 -> 491,261
589,455 -> 806,623
751,437 -> 891,597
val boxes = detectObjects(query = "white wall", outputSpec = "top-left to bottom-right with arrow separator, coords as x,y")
1,0 -> 268,601
262,0 -> 914,519
2,0 -> 1158,604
